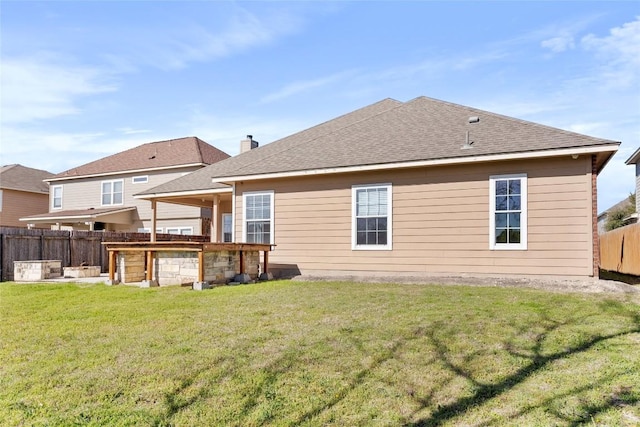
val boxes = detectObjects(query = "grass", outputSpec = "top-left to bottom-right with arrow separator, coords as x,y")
1,280 -> 639,426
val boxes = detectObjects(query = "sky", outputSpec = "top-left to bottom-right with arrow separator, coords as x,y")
1,1 -> 638,212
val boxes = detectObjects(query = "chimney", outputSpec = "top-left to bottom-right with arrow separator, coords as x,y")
240,135 -> 259,153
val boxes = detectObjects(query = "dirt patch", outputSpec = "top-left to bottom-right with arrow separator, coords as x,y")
293,273 -> 640,296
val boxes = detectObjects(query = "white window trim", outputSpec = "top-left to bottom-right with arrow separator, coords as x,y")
52,185 -> 63,210
242,190 -> 275,244
166,226 -> 193,235
101,179 -> 124,206
489,173 -> 528,250
132,175 -> 148,184
351,183 -> 393,251
138,227 -> 163,233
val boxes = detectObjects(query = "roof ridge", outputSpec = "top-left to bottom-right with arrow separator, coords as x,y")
210,98 -> 404,181
412,95 -> 618,145
192,137 -> 204,163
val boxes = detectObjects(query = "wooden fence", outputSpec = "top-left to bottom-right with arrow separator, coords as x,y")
0,227 -> 208,281
599,222 -> 640,276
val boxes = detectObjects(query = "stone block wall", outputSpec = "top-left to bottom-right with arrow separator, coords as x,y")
13,260 -> 62,281
243,251 -> 260,278
203,250 -> 237,283
115,249 -> 263,286
155,251 -> 199,286
118,252 -> 145,283
202,250 -> 260,283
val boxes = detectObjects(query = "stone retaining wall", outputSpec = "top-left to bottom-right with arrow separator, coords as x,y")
13,260 -> 62,282
115,250 -> 261,286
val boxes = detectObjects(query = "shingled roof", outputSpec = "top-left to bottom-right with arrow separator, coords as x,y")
49,136 -> 230,181
0,164 -> 54,193
137,96 -> 619,197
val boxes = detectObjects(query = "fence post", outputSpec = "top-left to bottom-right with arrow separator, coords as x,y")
0,234 -> 4,282
69,231 -> 73,268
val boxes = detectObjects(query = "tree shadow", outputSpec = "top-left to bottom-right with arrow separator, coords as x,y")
405,304 -> 640,426
291,331 -> 409,425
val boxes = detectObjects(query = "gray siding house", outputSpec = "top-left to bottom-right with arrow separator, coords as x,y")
21,137 -> 229,234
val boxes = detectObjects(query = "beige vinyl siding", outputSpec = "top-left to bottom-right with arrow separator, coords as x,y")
0,189 -> 50,228
235,155 -> 594,277
52,167 -> 208,232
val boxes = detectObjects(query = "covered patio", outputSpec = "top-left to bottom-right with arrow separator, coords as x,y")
105,183 -> 274,287
103,241 -> 273,287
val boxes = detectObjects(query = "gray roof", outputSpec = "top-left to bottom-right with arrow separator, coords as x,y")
598,196 -> 634,219
139,96 -> 619,197
0,164 -> 54,193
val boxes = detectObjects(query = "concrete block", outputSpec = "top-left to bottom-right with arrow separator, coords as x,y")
233,273 -> 251,284
259,272 -> 274,281
140,280 -> 159,288
64,266 -> 100,278
193,281 -> 211,290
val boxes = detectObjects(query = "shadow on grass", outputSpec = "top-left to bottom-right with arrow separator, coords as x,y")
152,300 -> 639,426
405,303 -> 640,426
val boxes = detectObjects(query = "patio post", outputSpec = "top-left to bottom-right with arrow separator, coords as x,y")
211,195 -> 220,242
150,200 -> 157,242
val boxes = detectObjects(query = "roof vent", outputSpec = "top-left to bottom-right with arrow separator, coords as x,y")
461,131 -> 474,150
468,116 -> 480,124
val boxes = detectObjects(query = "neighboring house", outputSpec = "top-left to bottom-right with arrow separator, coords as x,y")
20,137 -> 229,234
625,146 -> 640,219
137,96 -> 619,278
0,164 -> 54,228
597,196 -> 636,234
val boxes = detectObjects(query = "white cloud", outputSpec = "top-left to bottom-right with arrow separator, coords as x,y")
541,34 -> 575,52
136,8 -> 303,70
0,54 -> 116,124
117,127 -> 152,135
0,125 -> 166,173
580,16 -> 640,87
260,70 -> 357,104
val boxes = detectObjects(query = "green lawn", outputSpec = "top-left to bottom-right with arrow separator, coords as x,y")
1,280 -> 639,426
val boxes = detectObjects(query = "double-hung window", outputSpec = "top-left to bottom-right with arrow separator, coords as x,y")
352,184 -> 392,250
52,185 -> 63,209
489,174 -> 527,250
101,179 -> 123,206
243,191 -> 274,244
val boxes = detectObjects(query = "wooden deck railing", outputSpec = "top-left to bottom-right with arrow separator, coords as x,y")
599,222 -> 640,276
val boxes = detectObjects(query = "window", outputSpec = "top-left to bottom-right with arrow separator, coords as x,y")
132,176 -> 148,184
243,191 -> 274,244
138,227 -> 163,233
166,227 -> 193,235
489,174 -> 527,250
101,179 -> 123,206
52,185 -> 62,209
352,184 -> 392,250
0,189 -> 3,212
222,213 -> 233,243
